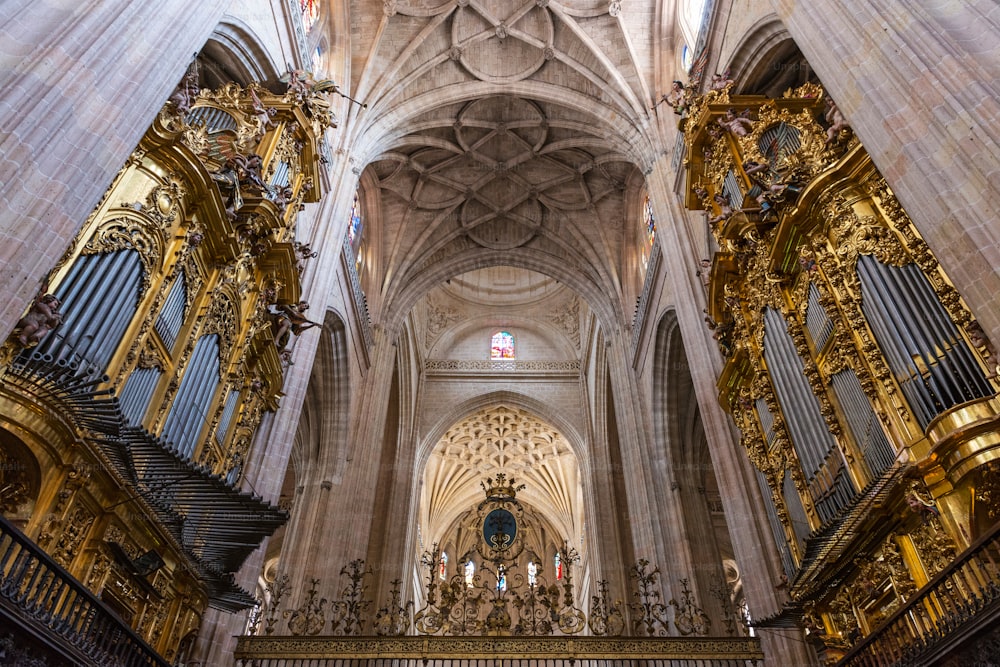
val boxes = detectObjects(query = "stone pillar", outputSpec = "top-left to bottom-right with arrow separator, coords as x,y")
646,157 -> 817,665
769,0 -> 1000,343
192,160 -> 356,663
0,0 -> 231,336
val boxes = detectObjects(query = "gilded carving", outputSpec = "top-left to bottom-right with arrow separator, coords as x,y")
52,504 -> 95,568
86,547 -> 113,590
137,341 -> 166,371
0,447 -> 30,513
668,578 -> 711,636
82,217 -> 165,290
287,578 -> 328,636
910,518 -> 957,579
201,290 -> 238,372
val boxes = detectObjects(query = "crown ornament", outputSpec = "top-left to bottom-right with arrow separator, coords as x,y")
481,472 -> 526,500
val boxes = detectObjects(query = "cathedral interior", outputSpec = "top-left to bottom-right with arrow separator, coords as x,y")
1,1 -> 1000,666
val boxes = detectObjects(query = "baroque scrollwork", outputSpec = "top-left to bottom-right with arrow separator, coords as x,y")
628,559 -> 671,636
82,217 -> 165,291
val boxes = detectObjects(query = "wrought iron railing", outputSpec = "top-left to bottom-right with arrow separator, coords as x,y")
0,514 -> 169,667
838,521 -> 1000,666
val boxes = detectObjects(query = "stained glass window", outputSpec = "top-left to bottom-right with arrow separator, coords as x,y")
554,552 -> 563,580
490,331 -> 515,359
643,195 -> 656,245
497,565 -> 507,592
439,552 -> 448,580
348,193 -> 362,248
312,46 -> 324,77
527,561 -> 537,587
300,0 -> 320,33
465,560 -> 475,588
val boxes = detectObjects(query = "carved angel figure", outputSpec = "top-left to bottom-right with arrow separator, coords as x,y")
717,107 -> 754,137
824,96 -> 850,145
663,80 -> 690,115
967,320 -> 999,378
709,69 -> 733,91
169,69 -> 200,115
249,86 -> 278,135
272,301 -> 320,350
15,294 -> 62,347
707,193 -> 734,225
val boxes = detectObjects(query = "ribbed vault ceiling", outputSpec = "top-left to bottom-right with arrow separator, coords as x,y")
341,0 -> 667,327
341,0 -> 668,544
421,405 -> 582,546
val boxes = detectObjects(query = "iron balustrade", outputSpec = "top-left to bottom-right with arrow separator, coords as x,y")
0,514 -> 169,667
839,521 -> 1000,666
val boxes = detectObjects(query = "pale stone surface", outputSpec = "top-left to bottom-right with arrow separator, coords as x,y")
7,2 -> 996,666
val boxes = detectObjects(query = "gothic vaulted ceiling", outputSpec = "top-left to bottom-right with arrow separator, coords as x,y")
340,0 -> 669,327
335,0 -> 672,540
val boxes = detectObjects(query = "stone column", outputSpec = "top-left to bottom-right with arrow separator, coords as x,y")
646,157 -> 817,666
769,0 -> 1000,343
192,160 -> 356,663
0,0 -> 231,336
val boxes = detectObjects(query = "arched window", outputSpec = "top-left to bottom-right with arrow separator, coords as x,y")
490,331 -> 515,360
312,46 -> 324,76
300,0 -> 320,33
439,552 -> 449,580
641,195 -> 657,272
643,196 -> 656,246
347,192 -> 364,269
497,564 -> 507,592
464,560 -> 475,588
680,0 -> 709,49
554,552 -> 563,580
527,560 -> 537,587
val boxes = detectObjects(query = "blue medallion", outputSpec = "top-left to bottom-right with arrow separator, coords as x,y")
483,508 -> 517,551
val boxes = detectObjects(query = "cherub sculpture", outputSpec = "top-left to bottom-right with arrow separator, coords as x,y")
709,69 -> 733,91
968,320 -> 999,379
273,185 -> 296,217
15,294 -> 63,347
169,69 -> 200,115
249,87 -> 278,135
707,193 -> 734,225
294,241 -> 318,274
824,96 -> 850,145
272,301 -> 321,350
717,108 -> 754,137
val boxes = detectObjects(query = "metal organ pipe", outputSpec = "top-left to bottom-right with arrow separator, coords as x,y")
119,367 -> 162,425
763,308 -> 856,522
831,371 -> 895,476
155,273 -> 187,350
897,264 -> 988,399
857,257 -> 939,426
76,254 -> 141,370
161,335 -> 221,460
215,390 -> 240,444
857,256 -> 991,429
